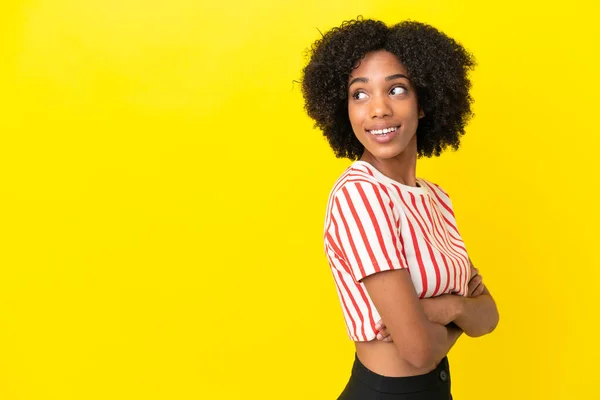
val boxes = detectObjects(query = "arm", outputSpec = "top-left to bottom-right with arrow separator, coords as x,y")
453,260 -> 499,336
453,287 -> 499,337
416,292 -> 497,337
363,268 -> 460,370
434,322 -> 463,363
375,297 -> 464,360
417,266 -> 499,337
377,264 -> 499,340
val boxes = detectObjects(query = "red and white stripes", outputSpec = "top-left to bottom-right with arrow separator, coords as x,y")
324,161 -> 471,342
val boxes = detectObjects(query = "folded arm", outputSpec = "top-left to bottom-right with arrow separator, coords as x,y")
363,268 -> 463,370
451,260 -> 499,337
377,261 -> 499,340
420,289 -> 498,337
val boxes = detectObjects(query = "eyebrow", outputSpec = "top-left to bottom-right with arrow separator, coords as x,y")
348,74 -> 410,87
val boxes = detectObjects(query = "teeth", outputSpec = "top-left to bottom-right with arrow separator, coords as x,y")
370,126 -> 397,135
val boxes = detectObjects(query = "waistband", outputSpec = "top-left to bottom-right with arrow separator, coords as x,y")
351,354 -> 450,394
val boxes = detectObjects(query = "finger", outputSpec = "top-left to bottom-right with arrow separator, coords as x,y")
375,320 -> 385,332
471,275 -> 485,296
468,275 -> 483,295
377,327 -> 391,341
383,336 -> 393,343
471,274 -> 483,288
469,274 -> 482,287
469,267 -> 479,280
473,282 -> 485,297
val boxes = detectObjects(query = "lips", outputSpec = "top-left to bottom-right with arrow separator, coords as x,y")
365,125 -> 400,143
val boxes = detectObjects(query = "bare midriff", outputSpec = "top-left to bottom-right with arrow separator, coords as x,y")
355,340 -> 440,377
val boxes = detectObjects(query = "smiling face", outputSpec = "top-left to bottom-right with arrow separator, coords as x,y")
347,50 -> 423,161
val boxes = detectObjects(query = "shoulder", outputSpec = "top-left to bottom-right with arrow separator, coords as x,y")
418,179 -> 456,216
418,178 -> 452,200
329,162 -> 392,202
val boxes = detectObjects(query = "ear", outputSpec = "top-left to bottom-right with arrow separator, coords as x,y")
418,108 -> 425,119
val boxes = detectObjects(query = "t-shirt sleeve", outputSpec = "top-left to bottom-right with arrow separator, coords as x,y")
329,180 -> 408,282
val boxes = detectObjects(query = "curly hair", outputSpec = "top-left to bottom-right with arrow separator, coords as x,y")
301,18 -> 476,160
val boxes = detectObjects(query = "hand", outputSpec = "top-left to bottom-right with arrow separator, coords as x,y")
468,264 -> 485,297
375,319 -> 393,342
421,294 -> 460,325
374,294 -> 459,342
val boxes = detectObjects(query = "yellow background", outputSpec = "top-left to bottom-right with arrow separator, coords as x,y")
1,0 -> 598,399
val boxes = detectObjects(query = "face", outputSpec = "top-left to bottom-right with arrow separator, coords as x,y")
347,50 -> 423,161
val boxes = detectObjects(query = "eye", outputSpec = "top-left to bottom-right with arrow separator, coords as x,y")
352,91 -> 368,100
390,86 -> 407,96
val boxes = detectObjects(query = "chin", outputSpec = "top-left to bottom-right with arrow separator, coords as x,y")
359,130 -> 415,161
365,145 -> 406,160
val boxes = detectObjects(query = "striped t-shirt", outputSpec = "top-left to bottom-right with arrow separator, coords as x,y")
324,161 -> 471,342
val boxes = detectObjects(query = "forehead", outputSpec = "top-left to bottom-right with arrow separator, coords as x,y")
350,50 -> 407,78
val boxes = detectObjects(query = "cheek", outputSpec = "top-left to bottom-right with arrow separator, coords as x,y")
400,103 -> 420,124
348,104 -> 368,122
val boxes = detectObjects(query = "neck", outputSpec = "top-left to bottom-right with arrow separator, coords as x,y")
360,136 -> 418,187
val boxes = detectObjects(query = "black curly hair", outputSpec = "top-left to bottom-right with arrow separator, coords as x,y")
301,18 -> 476,160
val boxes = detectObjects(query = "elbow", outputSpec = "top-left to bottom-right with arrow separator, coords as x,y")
410,348 -> 440,370
488,309 -> 500,333
399,341 -> 438,370
466,310 -> 500,338
465,325 -> 494,338
410,351 -> 438,370
484,299 -> 500,335
484,307 -> 500,335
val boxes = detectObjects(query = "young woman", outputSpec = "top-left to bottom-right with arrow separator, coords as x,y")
301,18 -> 499,399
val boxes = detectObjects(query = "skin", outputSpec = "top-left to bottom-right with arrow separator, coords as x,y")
348,51 -> 424,186
347,50 -> 499,377
377,263 -> 487,342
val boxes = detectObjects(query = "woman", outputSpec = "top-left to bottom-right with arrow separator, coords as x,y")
301,18 -> 499,399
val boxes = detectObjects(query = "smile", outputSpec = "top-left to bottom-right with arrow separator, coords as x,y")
367,126 -> 399,136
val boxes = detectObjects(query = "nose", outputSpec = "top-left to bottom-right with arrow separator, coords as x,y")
370,94 -> 392,119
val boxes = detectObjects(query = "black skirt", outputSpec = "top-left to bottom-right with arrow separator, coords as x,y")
338,354 -> 452,400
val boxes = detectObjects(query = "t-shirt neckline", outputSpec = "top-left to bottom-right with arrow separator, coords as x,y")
353,160 -> 429,195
